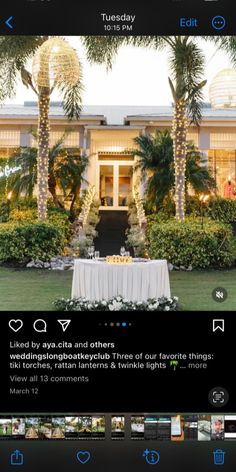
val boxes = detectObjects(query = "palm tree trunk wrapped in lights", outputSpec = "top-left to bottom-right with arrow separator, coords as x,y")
130,129 -> 215,213
0,36 -> 83,221
172,100 -> 188,221
82,36 -> 207,221
32,38 -> 83,221
37,87 -> 50,220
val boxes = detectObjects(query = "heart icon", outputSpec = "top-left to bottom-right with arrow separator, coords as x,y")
9,319 -> 23,333
76,451 -> 91,465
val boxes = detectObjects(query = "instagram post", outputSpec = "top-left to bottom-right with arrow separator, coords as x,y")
0,0 -> 236,470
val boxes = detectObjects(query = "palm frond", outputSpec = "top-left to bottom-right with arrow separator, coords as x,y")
10,173 -> 36,199
82,36 -> 167,69
169,38 -> 206,124
130,130 -> 215,208
186,144 -> 215,192
0,61 -> 19,102
0,36 -> 46,101
57,153 -> 88,199
204,36 -> 236,65
5,147 -> 37,199
59,64 -> 84,120
168,77 -> 177,102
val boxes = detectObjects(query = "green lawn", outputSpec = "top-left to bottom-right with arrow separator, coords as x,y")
0,268 -> 72,311
0,267 -> 235,311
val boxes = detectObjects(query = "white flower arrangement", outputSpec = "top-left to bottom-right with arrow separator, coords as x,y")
72,187 -> 100,257
78,185 -> 96,227
126,187 -> 148,258
133,186 -> 147,227
54,296 -> 179,311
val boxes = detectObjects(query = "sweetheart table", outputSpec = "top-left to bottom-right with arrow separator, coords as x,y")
71,259 -> 171,302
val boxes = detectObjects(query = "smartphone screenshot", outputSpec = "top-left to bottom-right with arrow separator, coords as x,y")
0,0 -> 235,470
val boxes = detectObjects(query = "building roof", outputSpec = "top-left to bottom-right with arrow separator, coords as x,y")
1,102 -> 236,125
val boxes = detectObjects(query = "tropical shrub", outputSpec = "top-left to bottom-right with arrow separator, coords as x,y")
147,195 -> 236,224
9,197 -> 38,210
9,208 -> 37,222
130,129 -> 215,211
0,222 -> 67,263
145,195 -> 203,219
185,196 -> 236,223
6,137 -> 88,216
148,218 -> 236,269
208,197 -> 236,224
47,208 -> 71,239
8,206 -> 71,238
0,200 -> 10,222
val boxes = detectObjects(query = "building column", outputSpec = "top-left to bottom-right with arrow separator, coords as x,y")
199,129 -> 210,167
20,130 -> 31,147
80,128 -> 89,193
138,129 -> 146,197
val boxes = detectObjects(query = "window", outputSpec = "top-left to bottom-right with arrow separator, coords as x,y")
210,133 -> 236,149
0,131 -> 20,147
31,131 -> 79,147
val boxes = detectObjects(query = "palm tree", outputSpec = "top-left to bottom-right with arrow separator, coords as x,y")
131,129 -> 215,211
0,36 -> 83,220
132,130 -> 174,210
56,152 -> 88,214
82,36 -> 208,220
185,142 -> 215,194
6,135 -> 88,215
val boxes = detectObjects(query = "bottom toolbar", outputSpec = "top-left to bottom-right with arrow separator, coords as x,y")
0,441 -> 234,470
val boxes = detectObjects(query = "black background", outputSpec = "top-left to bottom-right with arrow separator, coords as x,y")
1,311 -> 234,413
0,0 -> 235,35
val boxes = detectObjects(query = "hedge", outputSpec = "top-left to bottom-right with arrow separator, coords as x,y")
148,218 -> 236,269
147,196 -> 236,224
0,222 -> 67,263
8,207 -> 71,238
208,198 -> 236,224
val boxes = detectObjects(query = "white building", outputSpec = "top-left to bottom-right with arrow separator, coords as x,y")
0,102 -> 236,207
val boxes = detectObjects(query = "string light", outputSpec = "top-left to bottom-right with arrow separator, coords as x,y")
172,99 -> 188,221
37,92 -> 50,220
133,185 -> 147,227
78,186 -> 96,227
32,38 -> 81,88
32,38 -> 81,221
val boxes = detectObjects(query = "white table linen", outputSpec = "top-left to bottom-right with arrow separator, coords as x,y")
71,259 -> 171,302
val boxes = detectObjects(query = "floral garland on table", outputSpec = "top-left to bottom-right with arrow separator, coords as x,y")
54,296 -> 179,312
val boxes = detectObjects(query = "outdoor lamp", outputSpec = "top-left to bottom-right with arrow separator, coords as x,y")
209,69 -> 236,108
199,194 -> 209,228
32,38 -> 81,88
203,195 -> 209,204
7,191 -> 12,200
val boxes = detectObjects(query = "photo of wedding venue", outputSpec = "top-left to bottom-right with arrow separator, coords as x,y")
0,35 -> 236,311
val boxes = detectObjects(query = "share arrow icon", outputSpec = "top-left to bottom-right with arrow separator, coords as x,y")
57,319 -> 71,332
